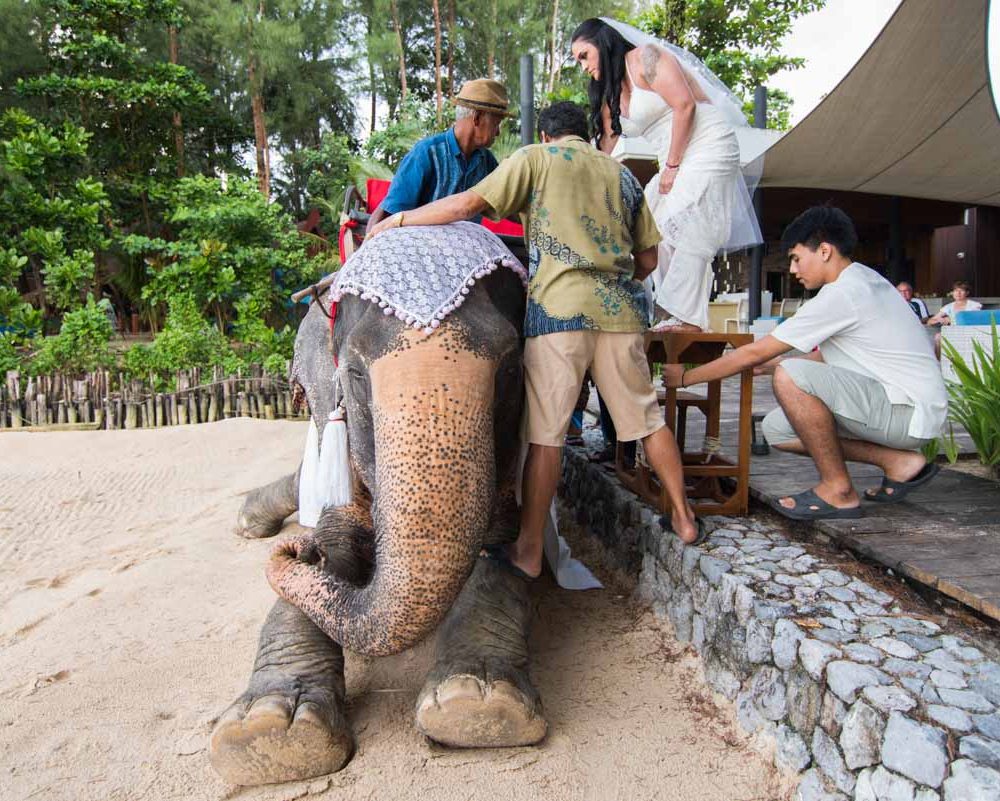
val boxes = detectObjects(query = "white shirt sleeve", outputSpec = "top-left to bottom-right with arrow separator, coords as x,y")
771,285 -> 857,352
939,302 -> 954,318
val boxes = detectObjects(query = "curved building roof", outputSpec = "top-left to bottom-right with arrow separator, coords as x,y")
761,0 -> 1000,206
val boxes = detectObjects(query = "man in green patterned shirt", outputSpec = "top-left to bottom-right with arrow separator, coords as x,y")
369,102 -> 700,577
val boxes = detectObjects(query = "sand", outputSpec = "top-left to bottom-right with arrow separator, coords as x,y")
0,419 -> 787,801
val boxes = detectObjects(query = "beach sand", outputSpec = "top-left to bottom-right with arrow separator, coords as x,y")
0,419 -> 787,801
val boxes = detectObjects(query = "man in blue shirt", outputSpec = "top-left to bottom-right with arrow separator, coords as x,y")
367,79 -> 510,231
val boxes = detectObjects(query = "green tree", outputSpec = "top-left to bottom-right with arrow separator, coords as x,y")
0,110 -> 110,318
16,0 -> 211,220
635,0 -> 826,130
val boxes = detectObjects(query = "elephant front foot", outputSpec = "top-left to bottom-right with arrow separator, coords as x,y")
236,468 -> 300,539
414,556 -> 547,748
415,671 -> 546,748
209,600 -> 353,785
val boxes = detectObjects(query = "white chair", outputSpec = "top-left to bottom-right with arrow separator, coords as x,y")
778,298 -> 801,317
724,298 -> 748,333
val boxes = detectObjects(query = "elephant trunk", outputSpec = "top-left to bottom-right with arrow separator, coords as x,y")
267,337 -> 497,657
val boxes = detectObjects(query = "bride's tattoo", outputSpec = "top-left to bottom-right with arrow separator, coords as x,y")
641,45 -> 659,84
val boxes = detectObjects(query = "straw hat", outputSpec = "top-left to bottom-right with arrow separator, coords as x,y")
452,79 -> 513,117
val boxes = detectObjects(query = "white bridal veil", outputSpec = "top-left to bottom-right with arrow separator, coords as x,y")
599,17 -> 764,252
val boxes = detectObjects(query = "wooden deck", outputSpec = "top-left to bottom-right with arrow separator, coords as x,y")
654,376 -> 1000,622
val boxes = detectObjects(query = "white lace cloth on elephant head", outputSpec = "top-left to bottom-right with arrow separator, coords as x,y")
330,221 -> 528,334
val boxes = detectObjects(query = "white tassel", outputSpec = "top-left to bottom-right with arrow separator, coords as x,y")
298,419 -> 323,527
318,407 -> 352,509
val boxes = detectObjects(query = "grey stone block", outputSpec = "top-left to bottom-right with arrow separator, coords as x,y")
847,580 -> 894,607
750,665 -> 787,721
681,544 -> 702,586
862,622 -> 893,639
853,768 -> 877,801
913,789 -> 939,801
897,633 -> 942,654
821,691 -> 847,738
959,734 -> 1000,771
926,704 -> 972,732
735,583 -> 757,626
795,768 -> 849,801
840,700 -> 885,769
843,643 -> 883,665
924,649 -> 972,675
881,712 -> 948,788
937,688 -> 994,713
814,628 -> 858,646
824,586 -> 858,604
969,672 -> 1000,708
703,648 -> 742,700
776,723 -> 812,772
736,686 -> 767,734
754,599 -> 795,623
826,660 -> 892,704
942,759 -> 1000,801
691,572 -> 711,613
747,617 -> 774,664
800,639 -> 844,681
930,669 -> 967,690
812,726 -> 855,794
668,590 -> 693,642
699,553 -> 731,585
882,658 -> 933,680
871,637 -> 920,660
869,766 -> 917,801
692,612 -> 706,653
862,685 -> 917,714
774,620 -> 806,670
972,712 -> 1000,740
787,666 -> 824,734
818,569 -> 850,587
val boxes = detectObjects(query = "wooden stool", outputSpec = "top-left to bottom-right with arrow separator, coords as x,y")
615,330 -> 754,517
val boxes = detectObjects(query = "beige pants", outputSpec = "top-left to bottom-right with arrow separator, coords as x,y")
524,331 -> 664,447
761,359 -> 929,452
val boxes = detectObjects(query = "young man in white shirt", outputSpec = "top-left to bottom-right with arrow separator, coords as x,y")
663,206 -> 948,521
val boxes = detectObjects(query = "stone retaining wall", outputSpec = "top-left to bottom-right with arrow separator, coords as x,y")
560,450 -> 1000,801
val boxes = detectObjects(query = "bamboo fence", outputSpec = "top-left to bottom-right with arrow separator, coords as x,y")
0,364 -> 309,431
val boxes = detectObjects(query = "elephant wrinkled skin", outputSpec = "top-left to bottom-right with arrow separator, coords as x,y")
211,267 -> 548,785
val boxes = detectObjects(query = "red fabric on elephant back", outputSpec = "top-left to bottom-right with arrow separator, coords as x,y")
480,217 -> 523,238
366,179 -> 391,213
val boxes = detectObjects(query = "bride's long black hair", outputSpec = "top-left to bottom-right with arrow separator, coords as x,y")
570,18 -> 635,150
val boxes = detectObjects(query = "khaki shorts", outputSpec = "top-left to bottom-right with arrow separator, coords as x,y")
524,331 -> 664,447
761,358 -> 929,452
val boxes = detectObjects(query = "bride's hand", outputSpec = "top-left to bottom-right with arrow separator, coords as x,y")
658,165 -> 678,194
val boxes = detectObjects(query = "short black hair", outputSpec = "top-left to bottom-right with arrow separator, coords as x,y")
780,206 -> 858,257
537,101 -> 589,141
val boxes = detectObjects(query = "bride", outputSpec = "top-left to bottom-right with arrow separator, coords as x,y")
570,17 -> 762,332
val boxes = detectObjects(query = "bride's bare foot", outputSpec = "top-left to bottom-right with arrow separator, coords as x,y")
650,317 -> 702,333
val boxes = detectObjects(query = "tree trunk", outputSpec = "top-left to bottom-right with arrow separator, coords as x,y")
390,0 -> 407,106
249,0 -> 270,197
487,0 -> 497,80
447,0 -> 455,95
547,0 -> 560,96
432,0 -> 443,126
168,24 -> 185,177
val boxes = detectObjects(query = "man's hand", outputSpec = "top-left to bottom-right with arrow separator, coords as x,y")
658,166 -> 678,194
662,363 -> 685,388
368,212 -> 402,240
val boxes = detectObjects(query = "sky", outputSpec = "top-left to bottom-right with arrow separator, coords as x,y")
769,0 -> 903,126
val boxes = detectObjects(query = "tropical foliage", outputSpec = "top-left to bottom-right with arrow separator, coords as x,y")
941,323 -> 1000,473
1,0 -> 826,379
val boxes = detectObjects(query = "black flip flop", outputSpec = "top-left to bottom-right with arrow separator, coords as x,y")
864,463 -> 940,504
768,488 -> 863,521
481,544 -> 538,581
659,516 -> 708,546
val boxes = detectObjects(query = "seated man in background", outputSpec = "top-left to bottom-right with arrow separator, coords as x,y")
366,79 -> 510,231
663,206 -> 947,521
896,281 -> 929,323
370,101 -> 702,576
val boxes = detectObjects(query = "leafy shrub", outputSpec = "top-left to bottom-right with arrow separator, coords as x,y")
941,322 -> 1000,469
29,294 -> 114,375
0,334 -> 22,373
123,293 -> 233,387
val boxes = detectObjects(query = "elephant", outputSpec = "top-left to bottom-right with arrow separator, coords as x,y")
208,261 -> 551,786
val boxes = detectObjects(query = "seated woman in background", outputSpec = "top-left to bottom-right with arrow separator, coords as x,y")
927,280 -> 982,326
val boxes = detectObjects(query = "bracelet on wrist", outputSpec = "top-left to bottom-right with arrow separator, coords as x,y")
666,162 -> 680,170
395,212 -> 405,228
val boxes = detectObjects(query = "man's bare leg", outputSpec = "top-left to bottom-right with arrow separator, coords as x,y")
507,443 -> 562,578
774,438 -> 927,500
771,366 -> 859,511
642,426 -> 699,543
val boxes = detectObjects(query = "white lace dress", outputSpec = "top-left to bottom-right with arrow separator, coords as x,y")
620,65 -> 743,330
